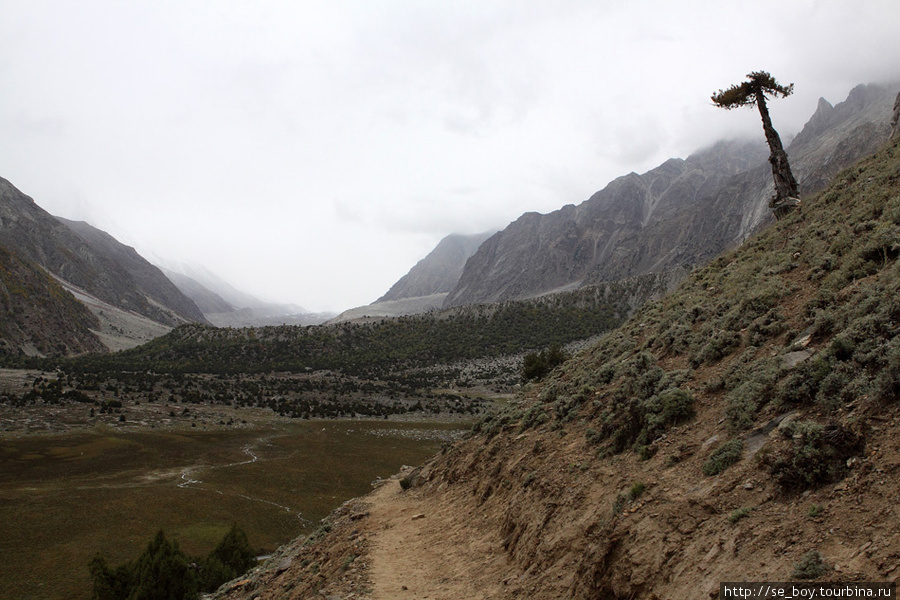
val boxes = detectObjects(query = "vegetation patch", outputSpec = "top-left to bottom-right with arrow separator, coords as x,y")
89,525 -> 256,600
727,507 -> 753,523
792,550 -> 832,580
768,421 -> 864,491
702,438 -> 744,476
521,344 -> 571,382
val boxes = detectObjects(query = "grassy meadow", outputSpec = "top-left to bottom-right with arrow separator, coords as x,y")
0,420 -> 461,600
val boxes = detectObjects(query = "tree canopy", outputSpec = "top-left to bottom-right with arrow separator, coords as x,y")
711,70 -> 794,110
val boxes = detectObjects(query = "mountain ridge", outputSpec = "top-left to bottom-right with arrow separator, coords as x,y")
0,176 -> 207,333
443,83 -> 900,308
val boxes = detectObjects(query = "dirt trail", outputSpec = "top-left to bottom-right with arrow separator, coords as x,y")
365,479 -> 509,600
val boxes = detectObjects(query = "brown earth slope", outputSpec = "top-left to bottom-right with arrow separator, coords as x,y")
211,138 -> 900,599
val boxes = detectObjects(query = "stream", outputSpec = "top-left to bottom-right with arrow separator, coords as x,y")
176,438 -> 306,522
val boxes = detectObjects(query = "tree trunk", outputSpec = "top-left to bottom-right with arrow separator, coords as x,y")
755,91 -> 800,213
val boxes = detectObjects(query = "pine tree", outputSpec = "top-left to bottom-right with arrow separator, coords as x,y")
129,531 -> 199,600
200,524 -> 257,592
712,71 -> 800,218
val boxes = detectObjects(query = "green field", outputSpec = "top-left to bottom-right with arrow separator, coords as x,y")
0,420 -> 461,600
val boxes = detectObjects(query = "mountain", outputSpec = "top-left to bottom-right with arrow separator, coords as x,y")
55,217 -> 208,325
161,264 -> 333,327
444,83 -> 900,308
0,177 -> 207,335
330,231 -> 494,323
0,244 -> 105,357
212,112 -> 900,600
379,231 -> 496,302
161,269 -> 235,315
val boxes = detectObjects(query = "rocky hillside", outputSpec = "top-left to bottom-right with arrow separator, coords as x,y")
444,83 -> 899,308
0,244 -> 105,357
0,177 -> 207,335
213,135 -> 900,598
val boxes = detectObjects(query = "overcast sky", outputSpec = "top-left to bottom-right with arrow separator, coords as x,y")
1,1 -> 899,312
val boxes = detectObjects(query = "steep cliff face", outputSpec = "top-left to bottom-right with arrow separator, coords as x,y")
0,177 -> 207,330
444,83 -> 900,308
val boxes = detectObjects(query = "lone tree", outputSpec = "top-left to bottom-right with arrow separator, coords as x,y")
712,71 -> 800,218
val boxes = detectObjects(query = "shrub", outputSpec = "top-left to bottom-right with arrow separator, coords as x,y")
628,482 -> 646,500
770,421 -> 864,491
727,507 -> 753,523
702,438 -> 743,476
872,343 -> 900,403
599,384 -> 696,454
522,344 -> 570,381
91,531 -> 198,600
775,357 -> 833,406
792,550 -> 832,580
691,330 -> 742,366
815,370 -> 849,410
89,526 -> 257,600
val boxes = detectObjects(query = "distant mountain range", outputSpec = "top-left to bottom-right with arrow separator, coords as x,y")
161,263 -> 334,327
330,231 -> 494,323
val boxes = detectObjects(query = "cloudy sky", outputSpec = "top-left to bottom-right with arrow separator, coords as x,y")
1,1 -> 899,312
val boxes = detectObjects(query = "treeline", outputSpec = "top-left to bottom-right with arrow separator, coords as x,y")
1,369 -> 489,420
62,283 -> 634,376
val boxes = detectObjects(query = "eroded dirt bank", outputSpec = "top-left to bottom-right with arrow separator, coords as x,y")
209,398 -> 900,600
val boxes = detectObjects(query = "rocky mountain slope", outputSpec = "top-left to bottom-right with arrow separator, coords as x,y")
56,217 -> 208,325
444,83 -> 899,308
0,177 -> 207,336
379,231 -> 495,302
0,244 -> 105,356
212,133 -> 900,598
